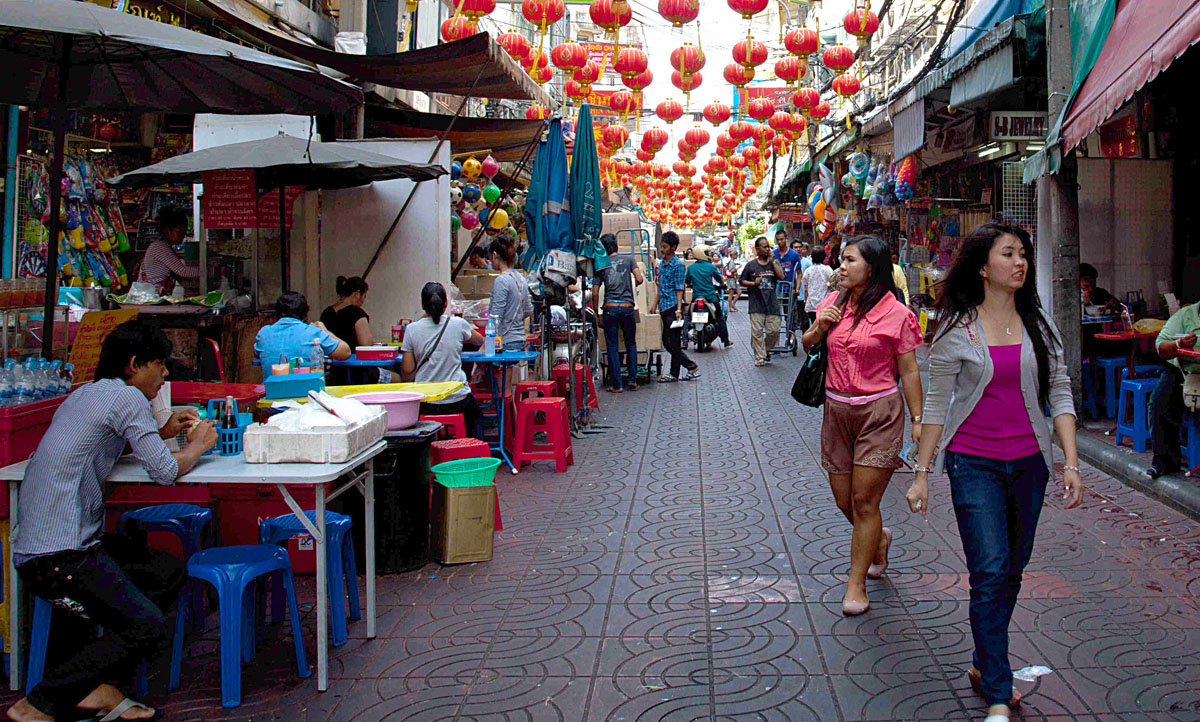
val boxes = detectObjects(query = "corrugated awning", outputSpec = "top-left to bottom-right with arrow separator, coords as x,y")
1062,0 -> 1200,150
200,0 -> 555,107
364,106 -> 544,163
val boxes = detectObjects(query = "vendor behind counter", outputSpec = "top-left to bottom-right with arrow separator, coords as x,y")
138,206 -> 200,296
320,276 -> 385,385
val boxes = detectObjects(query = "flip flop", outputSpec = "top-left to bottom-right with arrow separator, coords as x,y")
95,698 -> 159,722
968,668 -> 1022,708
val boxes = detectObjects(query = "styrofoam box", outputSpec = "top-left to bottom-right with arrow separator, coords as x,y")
243,406 -> 388,464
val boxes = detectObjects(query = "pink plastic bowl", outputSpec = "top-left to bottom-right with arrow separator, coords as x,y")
349,391 -> 426,430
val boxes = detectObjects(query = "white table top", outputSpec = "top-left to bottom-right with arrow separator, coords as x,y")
0,441 -> 387,485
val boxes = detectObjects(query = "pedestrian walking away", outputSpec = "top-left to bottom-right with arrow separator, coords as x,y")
656,231 -> 699,382
908,223 -> 1084,722
802,248 -> 834,326
741,236 -> 785,366
596,233 -> 645,392
723,246 -> 743,312
685,245 -> 731,348
801,236 -> 924,617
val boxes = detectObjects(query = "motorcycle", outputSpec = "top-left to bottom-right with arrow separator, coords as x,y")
684,297 -> 719,352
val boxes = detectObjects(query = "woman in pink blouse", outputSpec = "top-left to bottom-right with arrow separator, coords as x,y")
801,236 -> 925,616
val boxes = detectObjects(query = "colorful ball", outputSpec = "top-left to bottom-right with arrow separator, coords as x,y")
462,157 -> 482,179
451,213 -> 461,233
450,186 -> 463,204
463,184 -> 482,203
481,155 -> 499,179
482,183 -> 502,204
849,152 -> 869,179
450,161 -> 463,180
461,212 -> 480,229
488,208 -> 509,229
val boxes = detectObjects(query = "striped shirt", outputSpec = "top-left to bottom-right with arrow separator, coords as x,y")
139,239 -> 200,287
657,255 -> 686,312
14,378 -> 178,565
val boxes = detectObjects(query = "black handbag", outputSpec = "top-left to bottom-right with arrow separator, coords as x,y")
791,339 -> 829,407
790,291 -> 846,407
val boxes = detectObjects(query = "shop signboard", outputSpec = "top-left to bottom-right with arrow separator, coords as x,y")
68,309 -> 140,384
202,170 -> 304,230
580,42 -> 643,76
777,207 -> 810,222
989,111 -> 1047,141
737,86 -> 793,111
587,89 -> 643,118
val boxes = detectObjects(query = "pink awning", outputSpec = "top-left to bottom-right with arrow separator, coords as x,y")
1063,0 -> 1200,150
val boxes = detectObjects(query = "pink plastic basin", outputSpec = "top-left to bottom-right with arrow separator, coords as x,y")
349,391 -> 426,430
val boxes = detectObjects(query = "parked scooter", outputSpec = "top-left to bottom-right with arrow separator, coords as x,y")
684,297 -> 719,352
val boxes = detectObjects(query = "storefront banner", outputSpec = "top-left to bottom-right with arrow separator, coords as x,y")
932,115 -> 979,153
201,169 -> 303,229
737,86 -> 793,110
587,89 -> 643,117
580,42 -> 643,76
989,111 -> 1047,141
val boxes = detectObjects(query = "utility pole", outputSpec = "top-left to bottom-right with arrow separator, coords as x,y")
1037,0 -> 1082,407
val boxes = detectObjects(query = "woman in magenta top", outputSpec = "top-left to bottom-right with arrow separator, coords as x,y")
802,236 -> 924,617
909,223 -> 1083,722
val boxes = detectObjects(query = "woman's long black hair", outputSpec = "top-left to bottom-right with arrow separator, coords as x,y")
841,235 -> 900,328
934,222 -> 1059,408
422,282 -> 448,323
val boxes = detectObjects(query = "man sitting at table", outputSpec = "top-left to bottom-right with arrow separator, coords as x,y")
7,320 -> 218,722
1150,302 -> 1200,478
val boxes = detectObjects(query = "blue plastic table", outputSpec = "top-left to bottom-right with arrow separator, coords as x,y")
329,353 -> 399,367
461,350 -> 540,474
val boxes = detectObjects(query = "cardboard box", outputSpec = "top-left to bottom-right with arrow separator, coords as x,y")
473,273 -> 500,294
431,482 -> 495,564
643,314 -> 663,351
455,275 -> 476,295
602,211 -> 641,237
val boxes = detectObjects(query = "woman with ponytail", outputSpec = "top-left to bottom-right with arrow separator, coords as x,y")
401,282 -> 485,436
908,223 -> 1083,722
321,276 -> 381,383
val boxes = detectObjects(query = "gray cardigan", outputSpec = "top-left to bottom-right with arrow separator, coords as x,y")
922,315 -> 1075,472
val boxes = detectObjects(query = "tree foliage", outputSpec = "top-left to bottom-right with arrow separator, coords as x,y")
734,217 -> 766,254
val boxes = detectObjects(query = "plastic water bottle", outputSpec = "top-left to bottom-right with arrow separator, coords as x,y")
13,361 -> 35,406
48,360 -> 64,396
308,338 -> 325,372
484,317 -> 496,357
61,363 -> 74,394
0,364 -> 14,408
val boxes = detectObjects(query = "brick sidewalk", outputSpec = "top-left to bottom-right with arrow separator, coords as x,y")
6,311 -> 1200,721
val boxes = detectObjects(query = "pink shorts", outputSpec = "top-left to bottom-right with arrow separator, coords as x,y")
820,390 -> 904,475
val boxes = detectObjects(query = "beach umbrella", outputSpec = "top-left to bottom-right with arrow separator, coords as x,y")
524,117 -> 573,264
569,104 -> 604,258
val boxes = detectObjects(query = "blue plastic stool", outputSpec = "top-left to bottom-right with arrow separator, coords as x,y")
119,503 -> 212,631
169,545 -> 309,707
1115,372 -> 1161,453
1096,356 -> 1127,418
1182,410 -> 1200,471
1080,358 -> 1099,419
259,511 -> 360,647
26,596 -> 149,697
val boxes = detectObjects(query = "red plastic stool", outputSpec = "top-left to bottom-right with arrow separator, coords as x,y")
513,380 -> 559,406
420,414 -> 467,439
430,438 -> 502,530
511,397 -> 574,473
551,363 -> 599,412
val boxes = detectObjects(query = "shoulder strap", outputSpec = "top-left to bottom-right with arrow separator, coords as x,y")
415,318 -> 453,373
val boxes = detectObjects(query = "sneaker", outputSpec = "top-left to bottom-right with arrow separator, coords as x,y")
682,369 -> 701,381
658,375 -> 678,383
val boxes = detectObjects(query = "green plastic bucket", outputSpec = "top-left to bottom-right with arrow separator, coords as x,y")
431,457 -> 501,487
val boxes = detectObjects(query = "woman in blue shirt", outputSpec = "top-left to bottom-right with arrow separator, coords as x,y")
256,292 -> 351,375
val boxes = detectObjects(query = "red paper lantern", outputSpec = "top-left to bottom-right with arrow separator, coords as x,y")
751,125 -> 774,147
673,161 -> 696,177
589,0 -> 632,35
792,86 -> 820,114
622,69 -> 653,93
564,79 -> 591,101
440,16 -> 477,42
677,138 -> 695,154
768,110 -> 792,132
642,127 -> 669,149
822,44 -> 855,75
609,90 -> 638,116
656,99 -> 684,124
497,32 -> 531,60
702,101 -> 731,127
832,74 -> 861,99
521,0 -> 565,29
573,60 -> 601,85
602,124 -> 630,148
636,149 -> 656,162
788,113 -> 808,136
730,155 -> 747,170
843,6 -> 880,43
774,56 -> 806,87
678,147 -> 697,162
723,63 -> 755,89
670,44 -> 706,76
652,164 -> 671,179
671,70 -> 702,94
526,103 -> 548,120
727,0 -> 768,19
614,46 -> 649,78
551,42 -> 588,72
809,101 -> 831,120
458,0 -> 496,21
784,27 -> 820,57
732,35 -> 768,69
530,64 -> 554,85
729,120 -> 754,141
747,97 -> 774,122
684,126 -> 710,148
522,47 -> 549,70
658,0 -> 699,26
716,133 -> 739,151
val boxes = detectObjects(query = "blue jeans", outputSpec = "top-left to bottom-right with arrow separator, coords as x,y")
603,306 -> 638,388
945,451 -> 1049,706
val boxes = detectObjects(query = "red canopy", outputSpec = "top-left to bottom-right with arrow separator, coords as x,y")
1063,0 -> 1200,149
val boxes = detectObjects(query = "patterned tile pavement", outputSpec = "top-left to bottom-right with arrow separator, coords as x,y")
6,312 -> 1200,721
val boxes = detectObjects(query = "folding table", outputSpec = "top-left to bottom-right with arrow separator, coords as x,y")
461,349 -> 540,473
